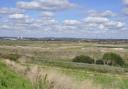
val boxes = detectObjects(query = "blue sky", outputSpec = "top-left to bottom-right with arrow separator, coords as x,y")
0,0 -> 128,39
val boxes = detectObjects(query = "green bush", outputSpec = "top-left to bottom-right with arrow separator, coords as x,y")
72,55 -> 94,64
96,59 -> 104,65
102,52 -> 124,66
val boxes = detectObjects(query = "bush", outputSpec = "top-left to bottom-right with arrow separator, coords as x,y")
72,55 -> 94,64
102,52 -> 124,66
96,59 -> 104,65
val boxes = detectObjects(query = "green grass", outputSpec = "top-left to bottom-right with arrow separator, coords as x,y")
1,40 -> 128,89
0,59 -> 32,89
31,59 -> 128,73
35,63 -> 128,89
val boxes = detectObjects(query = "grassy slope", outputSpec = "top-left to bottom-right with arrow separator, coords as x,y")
39,64 -> 128,89
1,40 -> 128,89
0,60 -> 32,89
26,60 -> 128,89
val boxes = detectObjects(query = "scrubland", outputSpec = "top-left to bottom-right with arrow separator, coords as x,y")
0,40 -> 128,89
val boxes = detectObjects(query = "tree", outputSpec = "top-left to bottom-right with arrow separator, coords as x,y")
102,52 -> 124,66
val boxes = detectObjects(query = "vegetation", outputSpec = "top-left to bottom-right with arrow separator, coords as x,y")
102,52 -> 124,66
72,55 -> 94,64
96,59 -> 104,65
72,52 -> 125,67
32,59 -> 127,73
0,53 -> 20,61
0,60 -> 32,89
0,40 -> 128,89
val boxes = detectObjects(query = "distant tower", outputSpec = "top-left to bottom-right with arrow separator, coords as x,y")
17,36 -> 23,40
20,36 -> 23,39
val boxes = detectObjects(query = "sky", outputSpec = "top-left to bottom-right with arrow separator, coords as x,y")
0,0 -> 128,39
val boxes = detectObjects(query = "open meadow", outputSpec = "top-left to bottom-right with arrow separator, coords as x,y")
1,0 -> 128,89
0,40 -> 128,89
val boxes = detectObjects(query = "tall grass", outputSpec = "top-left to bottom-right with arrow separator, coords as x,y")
31,59 -> 127,73
0,60 -> 32,89
1,40 -> 128,89
4,59 -> 103,89
4,59 -> 128,89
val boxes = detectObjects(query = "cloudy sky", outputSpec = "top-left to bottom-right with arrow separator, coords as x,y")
0,0 -> 128,39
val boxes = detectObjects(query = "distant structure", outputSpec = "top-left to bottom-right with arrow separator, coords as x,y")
17,36 -> 23,40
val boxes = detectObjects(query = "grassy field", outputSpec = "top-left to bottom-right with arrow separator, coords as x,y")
0,40 -> 128,89
40,65 -> 128,89
0,40 -> 128,62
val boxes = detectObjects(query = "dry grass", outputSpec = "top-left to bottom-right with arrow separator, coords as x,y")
4,59 -> 104,89
0,41 -> 128,63
1,41 -> 128,89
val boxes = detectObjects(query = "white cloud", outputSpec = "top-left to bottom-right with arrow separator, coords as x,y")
41,12 -> 54,17
116,22 -> 125,28
123,0 -> 128,5
0,24 -> 10,29
9,13 -> 28,19
99,24 -> 105,29
36,19 -> 58,25
88,10 -> 115,17
0,2 -> 126,39
102,21 -> 125,29
17,1 -> 40,10
41,11 -> 55,20
0,7 -> 24,15
83,9 -> 125,30
4,13 -> 124,33
122,0 -> 128,15
84,17 -> 109,23
63,20 -> 81,25
17,0 -> 76,11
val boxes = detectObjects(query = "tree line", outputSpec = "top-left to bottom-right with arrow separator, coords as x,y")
72,52 -> 125,66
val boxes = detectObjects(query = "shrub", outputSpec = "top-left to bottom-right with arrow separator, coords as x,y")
102,52 -> 124,66
96,59 -> 104,65
72,55 -> 94,64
